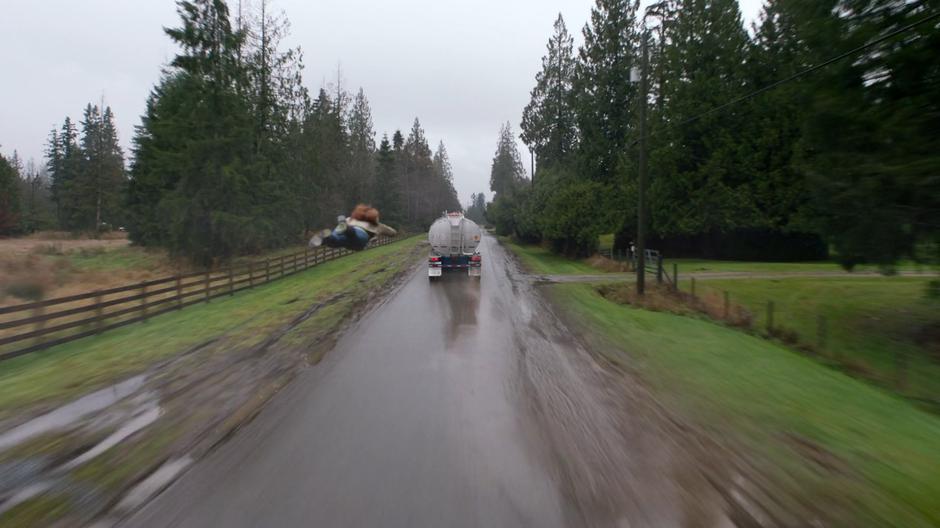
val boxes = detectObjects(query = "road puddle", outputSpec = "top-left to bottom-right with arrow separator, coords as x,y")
116,457 -> 193,511
63,404 -> 162,471
0,376 -> 166,518
0,375 -> 146,451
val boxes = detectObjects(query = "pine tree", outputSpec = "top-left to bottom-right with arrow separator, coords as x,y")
74,104 -> 125,233
465,192 -> 487,224
649,0 -> 753,239
432,141 -> 461,215
155,0 -> 254,264
373,133 -> 403,226
521,14 -> 578,170
574,0 -> 640,185
0,149 -> 21,235
800,0 -> 940,268
16,159 -> 54,233
57,117 -> 82,229
347,88 -> 376,206
301,88 -> 348,227
403,118 -> 434,225
489,122 -> 526,197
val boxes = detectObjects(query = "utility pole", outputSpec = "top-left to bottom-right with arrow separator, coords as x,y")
529,148 -> 535,183
636,31 -> 650,296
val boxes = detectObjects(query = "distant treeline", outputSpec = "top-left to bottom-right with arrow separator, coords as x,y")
490,0 -> 938,268
0,0 -> 460,265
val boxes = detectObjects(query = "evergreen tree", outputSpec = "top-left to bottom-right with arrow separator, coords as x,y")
489,122 -> 526,197
403,118 -> 434,225
373,133 -> 403,226
302,88 -> 348,227
574,0 -> 640,185
521,14 -> 578,170
0,149 -> 21,235
347,88 -> 376,206
488,123 -> 529,236
432,141 -> 461,215
16,159 -> 54,233
799,0 -> 940,268
55,117 -> 82,229
649,0 -> 753,238
127,74 -> 195,246
465,192 -> 487,224
149,0 -> 254,264
72,104 -> 125,233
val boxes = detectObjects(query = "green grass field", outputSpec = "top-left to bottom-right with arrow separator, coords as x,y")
555,282 -> 940,527
0,237 -> 423,417
502,239 -> 940,525
53,246 -> 168,273
694,277 -> 940,406
503,239 -> 604,275
672,258 -> 928,274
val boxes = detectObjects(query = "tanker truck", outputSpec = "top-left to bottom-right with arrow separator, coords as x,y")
428,212 -> 482,280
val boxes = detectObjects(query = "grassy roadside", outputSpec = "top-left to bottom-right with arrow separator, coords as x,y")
502,239 -> 606,275
672,258 -> 928,274
0,236 -> 423,418
696,277 -> 940,407
503,241 -> 940,526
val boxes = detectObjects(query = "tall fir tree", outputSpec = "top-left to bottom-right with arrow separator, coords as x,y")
432,141 -> 461,214
347,88 -> 376,206
139,0 -> 254,264
799,0 -> 939,268
0,149 -> 21,235
649,0 -> 753,240
521,14 -> 578,170
373,133 -> 403,226
574,0 -> 640,185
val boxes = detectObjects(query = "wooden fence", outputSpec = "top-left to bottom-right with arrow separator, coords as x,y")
0,236 -> 397,362
598,247 -> 674,285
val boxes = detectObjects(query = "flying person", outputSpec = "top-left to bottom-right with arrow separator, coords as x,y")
309,204 -> 397,251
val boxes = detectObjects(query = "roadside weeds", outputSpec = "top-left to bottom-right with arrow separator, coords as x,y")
0,238 -> 426,527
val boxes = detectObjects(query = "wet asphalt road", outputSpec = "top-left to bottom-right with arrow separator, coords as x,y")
123,236 -> 724,528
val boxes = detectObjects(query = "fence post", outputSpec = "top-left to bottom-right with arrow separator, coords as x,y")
723,291 -> 730,319
816,314 -> 827,351
176,275 -> 183,309
766,300 -> 774,334
248,263 -> 254,289
265,258 -> 270,283
204,270 -> 211,303
228,266 -> 234,296
32,304 -> 45,348
140,281 -> 148,322
691,277 -> 696,299
673,263 -> 678,291
305,248 -> 310,269
95,290 -> 104,333
657,256 -> 663,284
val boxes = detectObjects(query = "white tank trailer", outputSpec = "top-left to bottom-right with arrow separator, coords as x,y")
428,212 -> 482,279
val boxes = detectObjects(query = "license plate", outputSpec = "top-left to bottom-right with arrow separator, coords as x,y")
468,267 -> 481,277
429,268 -> 442,277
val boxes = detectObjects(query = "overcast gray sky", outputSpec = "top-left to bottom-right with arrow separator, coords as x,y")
1,0 -> 763,206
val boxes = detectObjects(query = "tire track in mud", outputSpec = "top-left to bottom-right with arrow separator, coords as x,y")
492,241 -> 733,527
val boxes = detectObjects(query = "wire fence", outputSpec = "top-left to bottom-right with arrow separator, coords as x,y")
0,236 -> 398,363
678,276 -> 935,406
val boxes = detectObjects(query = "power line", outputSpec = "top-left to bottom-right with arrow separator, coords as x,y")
675,9 -> 940,127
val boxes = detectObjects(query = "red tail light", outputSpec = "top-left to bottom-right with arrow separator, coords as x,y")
429,256 -> 441,262
470,255 -> 481,262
